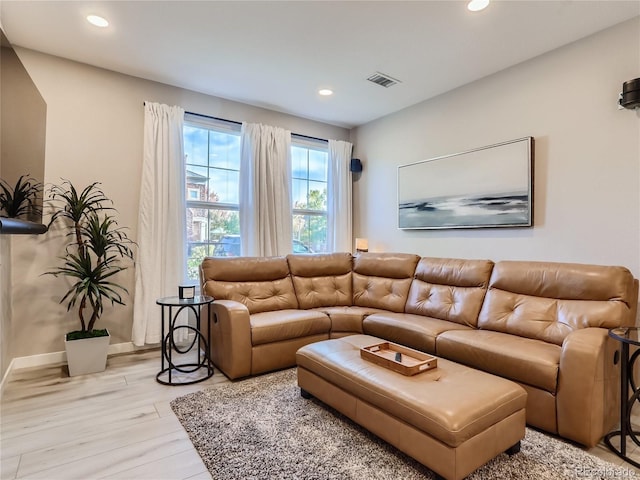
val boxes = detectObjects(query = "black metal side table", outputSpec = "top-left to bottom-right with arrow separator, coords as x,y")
156,295 -> 214,385
605,326 -> 640,468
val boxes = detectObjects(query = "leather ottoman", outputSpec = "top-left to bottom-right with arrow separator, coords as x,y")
296,334 -> 527,480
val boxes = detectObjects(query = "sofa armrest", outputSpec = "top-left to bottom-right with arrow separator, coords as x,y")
557,327 -> 620,447
202,299 -> 252,380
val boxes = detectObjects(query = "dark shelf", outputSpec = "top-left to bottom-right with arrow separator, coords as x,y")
0,217 -> 47,235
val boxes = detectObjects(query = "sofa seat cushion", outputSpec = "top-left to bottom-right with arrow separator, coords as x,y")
363,313 -> 473,354
436,330 -> 561,393
250,309 -> 330,346
312,306 -> 387,333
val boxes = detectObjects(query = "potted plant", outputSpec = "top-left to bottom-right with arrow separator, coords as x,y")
46,180 -> 134,376
0,174 -> 42,219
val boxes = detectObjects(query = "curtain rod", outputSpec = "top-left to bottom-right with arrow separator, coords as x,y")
185,110 -> 329,143
143,102 -> 328,143
186,110 -> 242,126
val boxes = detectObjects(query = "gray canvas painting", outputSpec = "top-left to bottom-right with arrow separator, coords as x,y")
398,138 -> 533,229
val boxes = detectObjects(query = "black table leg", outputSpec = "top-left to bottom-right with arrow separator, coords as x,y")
156,303 -> 214,385
604,343 -> 640,468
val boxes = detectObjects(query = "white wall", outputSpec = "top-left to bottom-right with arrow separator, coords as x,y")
9,48 -> 349,358
351,18 -> 640,280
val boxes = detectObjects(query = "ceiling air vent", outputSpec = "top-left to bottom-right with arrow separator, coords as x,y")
367,72 -> 401,88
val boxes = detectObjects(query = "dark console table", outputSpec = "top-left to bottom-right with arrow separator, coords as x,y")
156,295 -> 214,385
605,326 -> 640,468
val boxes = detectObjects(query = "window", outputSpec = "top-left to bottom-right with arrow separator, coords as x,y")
183,119 -> 331,280
184,115 -> 241,280
187,188 -> 200,200
291,138 -> 328,254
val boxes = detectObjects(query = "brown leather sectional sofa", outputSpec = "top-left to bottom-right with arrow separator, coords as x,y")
200,252 -> 639,447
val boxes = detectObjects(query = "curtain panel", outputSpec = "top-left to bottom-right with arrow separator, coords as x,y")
132,102 -> 186,346
327,139 -> 353,252
239,122 -> 293,257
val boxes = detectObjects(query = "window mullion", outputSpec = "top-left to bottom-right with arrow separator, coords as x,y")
293,209 -> 326,216
187,200 -> 239,210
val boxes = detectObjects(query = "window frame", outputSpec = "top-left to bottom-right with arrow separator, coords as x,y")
291,135 -> 329,254
184,115 -> 241,279
183,120 -> 333,280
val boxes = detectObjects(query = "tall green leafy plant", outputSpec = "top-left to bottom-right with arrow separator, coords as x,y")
0,174 -> 42,218
46,181 -> 134,339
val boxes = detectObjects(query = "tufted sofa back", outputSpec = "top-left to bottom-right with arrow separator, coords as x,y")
478,261 -> 638,345
201,254 -> 638,342
287,252 -> 353,309
200,256 -> 298,314
352,252 -> 420,313
405,257 -> 494,327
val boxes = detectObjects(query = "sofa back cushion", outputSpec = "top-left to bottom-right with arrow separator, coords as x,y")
478,261 -> 637,345
200,256 -> 298,314
353,253 -> 420,312
405,257 -> 494,327
287,253 -> 353,309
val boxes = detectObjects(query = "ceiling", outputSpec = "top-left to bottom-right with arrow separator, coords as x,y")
1,1 -> 638,128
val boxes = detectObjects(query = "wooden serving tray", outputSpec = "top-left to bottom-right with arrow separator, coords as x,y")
360,341 -> 437,376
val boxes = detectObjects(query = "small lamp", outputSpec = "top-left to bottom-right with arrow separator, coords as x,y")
355,238 -> 368,253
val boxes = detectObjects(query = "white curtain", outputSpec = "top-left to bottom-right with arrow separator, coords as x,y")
239,122 -> 293,256
327,139 -> 353,252
132,102 -> 186,346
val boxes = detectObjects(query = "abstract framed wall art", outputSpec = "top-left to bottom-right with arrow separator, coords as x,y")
398,137 -> 534,229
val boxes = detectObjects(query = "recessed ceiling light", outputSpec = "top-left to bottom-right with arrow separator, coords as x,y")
318,89 -> 333,96
87,15 -> 109,28
467,0 -> 489,12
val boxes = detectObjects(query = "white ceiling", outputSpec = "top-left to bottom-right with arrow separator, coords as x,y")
1,1 -> 639,128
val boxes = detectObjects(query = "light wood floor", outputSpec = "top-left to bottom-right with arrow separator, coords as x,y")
1,349 -> 640,480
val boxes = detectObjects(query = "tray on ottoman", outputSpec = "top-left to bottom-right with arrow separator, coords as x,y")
361,341 -> 437,375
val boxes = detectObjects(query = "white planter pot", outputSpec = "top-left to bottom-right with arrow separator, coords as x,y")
64,330 -> 110,377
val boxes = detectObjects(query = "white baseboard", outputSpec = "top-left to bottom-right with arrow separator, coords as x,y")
0,342 -> 157,394
0,357 -> 17,394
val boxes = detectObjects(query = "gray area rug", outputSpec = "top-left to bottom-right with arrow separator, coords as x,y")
171,368 -> 628,479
